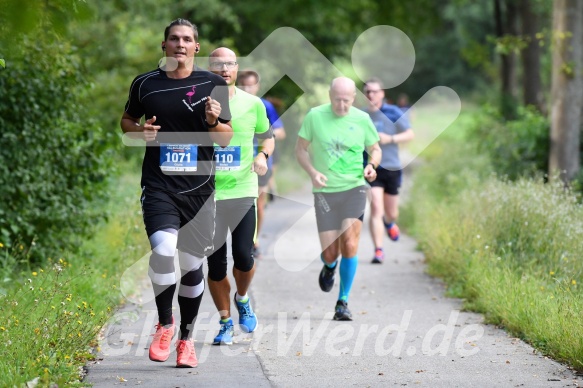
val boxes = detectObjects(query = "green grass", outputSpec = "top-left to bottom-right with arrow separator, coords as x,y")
0,148 -> 312,386
0,168 -> 147,386
402,108 -> 583,371
0,154 -> 313,386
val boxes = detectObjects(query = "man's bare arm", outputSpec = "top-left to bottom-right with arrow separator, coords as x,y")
295,137 -> 327,188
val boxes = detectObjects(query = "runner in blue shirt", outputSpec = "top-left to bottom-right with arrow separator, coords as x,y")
362,77 -> 414,264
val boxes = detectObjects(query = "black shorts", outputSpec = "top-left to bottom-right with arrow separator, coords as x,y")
258,169 -> 273,188
207,197 -> 256,281
140,187 -> 215,257
369,168 -> 402,195
314,186 -> 367,232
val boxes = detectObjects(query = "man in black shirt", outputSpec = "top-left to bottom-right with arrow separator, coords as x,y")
120,18 -> 233,368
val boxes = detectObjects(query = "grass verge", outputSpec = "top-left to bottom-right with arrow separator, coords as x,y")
0,169 -> 147,386
402,108 -> 583,371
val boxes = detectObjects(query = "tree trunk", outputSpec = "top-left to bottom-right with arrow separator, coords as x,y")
519,0 -> 544,114
495,0 -> 519,118
549,0 -> 583,183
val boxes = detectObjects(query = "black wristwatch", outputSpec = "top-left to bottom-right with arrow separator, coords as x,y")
259,150 -> 269,160
367,162 -> 377,170
206,119 -> 219,128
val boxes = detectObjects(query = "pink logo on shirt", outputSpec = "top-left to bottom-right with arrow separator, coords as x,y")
186,86 -> 196,104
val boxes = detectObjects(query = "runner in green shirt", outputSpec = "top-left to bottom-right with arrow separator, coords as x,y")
296,77 -> 381,320
207,47 -> 275,344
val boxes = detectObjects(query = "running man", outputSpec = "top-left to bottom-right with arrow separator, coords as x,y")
295,77 -> 381,320
363,78 -> 414,264
120,19 -> 232,368
207,48 -> 275,344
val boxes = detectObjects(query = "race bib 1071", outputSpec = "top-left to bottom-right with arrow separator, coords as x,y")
160,143 -> 198,172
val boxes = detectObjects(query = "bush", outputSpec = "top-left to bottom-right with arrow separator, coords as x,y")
0,37 -> 117,265
467,105 -> 549,180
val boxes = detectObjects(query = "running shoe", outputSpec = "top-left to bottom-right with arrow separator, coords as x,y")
176,339 -> 198,368
149,317 -> 175,362
385,221 -> 400,241
318,263 -> 336,292
333,300 -> 353,321
213,318 -> 234,345
371,248 -> 384,264
234,295 -> 258,333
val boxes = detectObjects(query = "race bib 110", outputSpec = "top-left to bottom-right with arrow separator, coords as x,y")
214,146 -> 241,171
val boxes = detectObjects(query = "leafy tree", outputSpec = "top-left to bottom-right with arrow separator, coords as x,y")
519,0 -> 546,114
549,0 -> 583,183
0,0 -> 91,36
0,2 -> 115,263
68,0 -> 241,161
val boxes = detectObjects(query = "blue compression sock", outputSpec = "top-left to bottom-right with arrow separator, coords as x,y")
338,256 -> 358,302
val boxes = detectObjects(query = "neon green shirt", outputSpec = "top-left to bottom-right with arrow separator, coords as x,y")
298,103 -> 379,193
214,88 -> 270,200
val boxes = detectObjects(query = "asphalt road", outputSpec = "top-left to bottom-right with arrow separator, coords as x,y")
85,183 -> 581,387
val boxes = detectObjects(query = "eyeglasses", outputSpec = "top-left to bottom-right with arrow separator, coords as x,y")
364,89 -> 382,94
209,61 -> 238,70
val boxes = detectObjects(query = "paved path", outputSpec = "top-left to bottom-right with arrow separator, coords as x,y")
86,183 -> 581,387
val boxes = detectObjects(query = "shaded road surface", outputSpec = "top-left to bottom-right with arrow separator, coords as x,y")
86,183 -> 581,387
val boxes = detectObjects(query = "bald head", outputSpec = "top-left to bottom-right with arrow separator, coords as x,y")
329,77 -> 356,117
209,47 -> 239,86
330,77 -> 356,94
210,47 -> 236,59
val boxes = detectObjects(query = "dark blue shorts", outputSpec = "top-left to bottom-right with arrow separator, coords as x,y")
369,168 -> 402,195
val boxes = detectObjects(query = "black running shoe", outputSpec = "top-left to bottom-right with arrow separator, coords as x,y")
318,263 -> 336,292
333,300 -> 353,321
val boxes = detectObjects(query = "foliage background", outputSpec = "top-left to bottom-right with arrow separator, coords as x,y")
0,0 -> 495,266
0,3 -> 116,263
1,0 -> 583,383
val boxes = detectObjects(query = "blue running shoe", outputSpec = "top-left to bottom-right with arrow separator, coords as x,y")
213,318 -> 234,345
234,295 -> 258,333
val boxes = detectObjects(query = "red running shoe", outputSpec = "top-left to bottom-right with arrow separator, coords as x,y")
386,222 -> 400,242
371,248 -> 384,264
149,317 -> 175,362
176,339 -> 198,368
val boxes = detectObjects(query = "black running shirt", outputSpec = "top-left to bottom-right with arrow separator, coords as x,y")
124,68 -> 231,195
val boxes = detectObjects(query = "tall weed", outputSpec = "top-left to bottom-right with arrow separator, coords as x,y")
0,171 -> 147,386
406,133 -> 583,369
